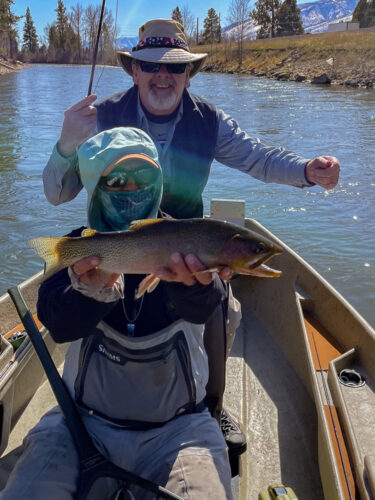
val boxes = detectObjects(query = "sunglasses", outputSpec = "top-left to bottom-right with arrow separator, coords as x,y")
137,61 -> 188,74
101,167 -> 158,189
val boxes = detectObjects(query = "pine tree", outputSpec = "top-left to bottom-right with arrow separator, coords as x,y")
0,0 -> 21,57
202,8 -> 221,44
251,0 -> 280,38
55,0 -> 69,51
22,7 -> 38,53
352,0 -> 375,27
276,0 -> 304,36
171,6 -> 183,26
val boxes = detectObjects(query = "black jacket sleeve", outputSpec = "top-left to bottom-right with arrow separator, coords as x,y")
37,268 -> 117,343
163,275 -> 227,324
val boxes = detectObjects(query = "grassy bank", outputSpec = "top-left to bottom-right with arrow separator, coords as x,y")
0,57 -> 24,75
195,31 -> 375,87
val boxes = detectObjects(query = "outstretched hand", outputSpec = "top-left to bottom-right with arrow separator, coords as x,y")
154,253 -> 232,286
58,95 -> 98,157
305,155 -> 340,190
72,256 -> 120,288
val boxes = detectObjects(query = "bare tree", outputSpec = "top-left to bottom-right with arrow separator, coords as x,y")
227,0 -> 250,66
70,3 -> 84,61
181,5 -> 195,41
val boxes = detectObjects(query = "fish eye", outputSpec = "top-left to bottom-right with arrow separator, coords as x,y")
254,242 -> 266,253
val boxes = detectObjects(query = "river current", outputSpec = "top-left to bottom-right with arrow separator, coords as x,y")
0,65 -> 374,327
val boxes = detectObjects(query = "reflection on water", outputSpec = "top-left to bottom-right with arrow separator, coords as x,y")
0,65 -> 374,327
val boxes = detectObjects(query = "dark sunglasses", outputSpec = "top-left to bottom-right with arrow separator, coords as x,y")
137,61 -> 188,74
101,167 -> 158,189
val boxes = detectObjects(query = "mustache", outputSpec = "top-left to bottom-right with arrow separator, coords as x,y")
150,79 -> 176,88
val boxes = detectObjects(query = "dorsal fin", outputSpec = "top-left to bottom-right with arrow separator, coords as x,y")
81,228 -> 98,237
128,219 -> 163,231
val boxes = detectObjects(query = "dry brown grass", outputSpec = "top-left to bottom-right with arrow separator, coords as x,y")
192,31 -> 375,84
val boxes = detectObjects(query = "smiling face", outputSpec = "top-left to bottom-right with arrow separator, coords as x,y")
132,62 -> 191,115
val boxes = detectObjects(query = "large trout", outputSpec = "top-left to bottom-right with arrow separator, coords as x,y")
29,218 -> 282,297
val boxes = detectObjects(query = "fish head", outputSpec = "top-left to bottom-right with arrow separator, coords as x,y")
222,233 -> 282,278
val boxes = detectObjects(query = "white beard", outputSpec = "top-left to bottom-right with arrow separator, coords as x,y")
148,86 -> 178,112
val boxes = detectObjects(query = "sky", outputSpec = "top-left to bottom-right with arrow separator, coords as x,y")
13,0 -> 313,41
13,0 -> 233,40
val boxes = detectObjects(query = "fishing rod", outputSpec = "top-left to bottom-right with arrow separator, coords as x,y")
87,0 -> 106,96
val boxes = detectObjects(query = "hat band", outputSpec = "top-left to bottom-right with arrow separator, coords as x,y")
132,36 -> 189,52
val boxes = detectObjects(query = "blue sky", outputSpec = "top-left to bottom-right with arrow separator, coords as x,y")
14,0 -> 233,40
13,0 -> 312,40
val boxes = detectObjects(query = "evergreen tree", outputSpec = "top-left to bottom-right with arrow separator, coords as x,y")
0,0 -> 21,57
276,0 -> 304,36
22,7 -> 38,53
352,0 -> 375,27
55,0 -> 69,51
202,8 -> 221,44
171,6 -> 183,26
251,0 -> 280,38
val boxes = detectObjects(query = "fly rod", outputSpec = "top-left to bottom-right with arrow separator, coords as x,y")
87,0 -> 106,96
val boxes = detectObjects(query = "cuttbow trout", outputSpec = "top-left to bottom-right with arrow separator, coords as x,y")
29,218 -> 282,297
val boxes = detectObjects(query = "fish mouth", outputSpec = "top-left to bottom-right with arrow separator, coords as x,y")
244,247 -> 282,278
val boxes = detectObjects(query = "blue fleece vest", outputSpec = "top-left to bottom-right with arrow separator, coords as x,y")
95,87 -> 218,218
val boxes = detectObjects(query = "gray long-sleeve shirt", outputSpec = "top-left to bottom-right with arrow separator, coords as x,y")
43,95 -> 312,206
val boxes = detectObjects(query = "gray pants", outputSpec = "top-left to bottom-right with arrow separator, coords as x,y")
0,407 -> 232,500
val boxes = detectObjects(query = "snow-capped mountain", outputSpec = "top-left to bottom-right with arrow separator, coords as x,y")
116,36 -> 138,50
300,0 -> 357,32
222,0 -> 358,39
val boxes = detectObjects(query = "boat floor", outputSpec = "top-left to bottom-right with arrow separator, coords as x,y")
0,310 -> 323,499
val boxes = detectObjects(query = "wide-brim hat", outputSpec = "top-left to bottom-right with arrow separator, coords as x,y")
117,18 -> 207,78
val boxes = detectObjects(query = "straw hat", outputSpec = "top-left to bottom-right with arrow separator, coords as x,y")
117,19 -> 207,78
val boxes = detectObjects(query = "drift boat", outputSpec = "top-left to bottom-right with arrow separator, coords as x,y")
0,199 -> 374,499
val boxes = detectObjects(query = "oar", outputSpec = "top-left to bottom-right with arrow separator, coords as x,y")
87,0 -> 106,96
7,285 -> 182,500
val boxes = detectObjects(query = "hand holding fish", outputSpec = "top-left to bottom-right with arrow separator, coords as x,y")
72,256 -> 119,288
154,252 -> 233,286
58,95 -> 98,157
305,155 -> 340,190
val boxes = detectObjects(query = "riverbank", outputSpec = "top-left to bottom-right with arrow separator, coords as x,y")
198,31 -> 375,88
0,57 -> 25,75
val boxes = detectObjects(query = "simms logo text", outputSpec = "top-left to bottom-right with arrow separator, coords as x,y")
98,344 -> 121,363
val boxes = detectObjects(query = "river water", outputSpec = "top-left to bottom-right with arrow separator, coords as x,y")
0,64 -> 374,327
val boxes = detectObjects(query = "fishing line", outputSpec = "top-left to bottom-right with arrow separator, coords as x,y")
92,0 -> 120,95
88,0 -> 106,95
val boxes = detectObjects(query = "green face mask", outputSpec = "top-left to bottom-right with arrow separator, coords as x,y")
89,164 -> 162,232
94,184 -> 158,231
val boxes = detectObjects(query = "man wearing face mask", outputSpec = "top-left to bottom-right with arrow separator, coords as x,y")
1,127 -> 232,499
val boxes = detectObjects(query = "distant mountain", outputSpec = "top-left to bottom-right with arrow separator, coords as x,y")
116,36 -> 138,50
222,0 -> 358,39
300,0 -> 357,32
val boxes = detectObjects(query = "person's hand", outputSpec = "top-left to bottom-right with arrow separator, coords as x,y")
305,155 -> 340,189
58,95 -> 98,157
72,256 -> 119,288
154,253 -> 232,286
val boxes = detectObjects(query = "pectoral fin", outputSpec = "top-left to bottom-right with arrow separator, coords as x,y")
135,274 -> 161,298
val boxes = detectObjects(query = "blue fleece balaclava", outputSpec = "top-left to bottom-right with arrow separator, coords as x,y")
77,127 -> 162,231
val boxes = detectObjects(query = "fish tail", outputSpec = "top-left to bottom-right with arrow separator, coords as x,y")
29,237 -> 67,277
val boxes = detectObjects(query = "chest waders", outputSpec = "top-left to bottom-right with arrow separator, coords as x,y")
8,286 -> 183,500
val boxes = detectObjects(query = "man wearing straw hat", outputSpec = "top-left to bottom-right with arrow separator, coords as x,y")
43,18 -> 340,458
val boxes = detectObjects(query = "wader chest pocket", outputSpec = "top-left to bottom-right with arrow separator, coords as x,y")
75,330 -> 196,426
